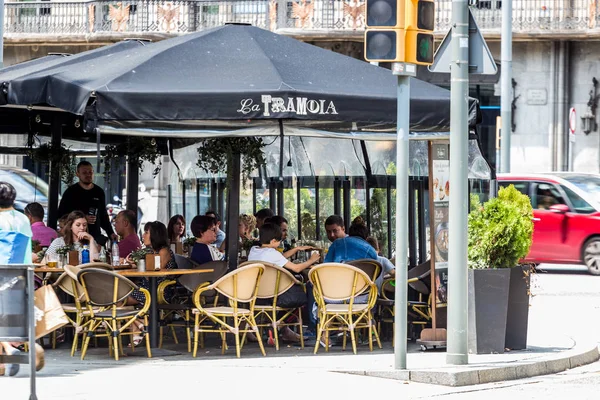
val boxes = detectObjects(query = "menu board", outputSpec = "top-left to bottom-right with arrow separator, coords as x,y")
431,142 -> 449,305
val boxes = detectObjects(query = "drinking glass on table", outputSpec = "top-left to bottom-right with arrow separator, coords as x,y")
47,252 -> 59,268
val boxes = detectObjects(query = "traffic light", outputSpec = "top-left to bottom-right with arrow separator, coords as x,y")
404,0 -> 435,65
364,0 -> 406,62
364,0 -> 435,65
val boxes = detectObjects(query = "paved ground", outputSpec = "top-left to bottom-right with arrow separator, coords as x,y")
2,263 -> 600,399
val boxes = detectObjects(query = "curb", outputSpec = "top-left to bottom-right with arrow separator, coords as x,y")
341,345 -> 600,386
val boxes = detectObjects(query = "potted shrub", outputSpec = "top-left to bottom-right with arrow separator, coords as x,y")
130,248 -> 148,271
467,185 -> 534,354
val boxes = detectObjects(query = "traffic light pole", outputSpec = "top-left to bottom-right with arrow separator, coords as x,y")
393,62 -> 415,370
446,0 -> 469,365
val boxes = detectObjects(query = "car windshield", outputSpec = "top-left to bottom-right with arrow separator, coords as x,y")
0,170 -> 48,202
557,174 -> 600,196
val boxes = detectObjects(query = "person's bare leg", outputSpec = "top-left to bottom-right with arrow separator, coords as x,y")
0,341 -> 20,376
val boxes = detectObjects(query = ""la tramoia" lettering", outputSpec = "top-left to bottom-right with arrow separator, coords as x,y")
237,95 -> 338,117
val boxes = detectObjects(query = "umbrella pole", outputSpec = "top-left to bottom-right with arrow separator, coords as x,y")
226,153 -> 241,271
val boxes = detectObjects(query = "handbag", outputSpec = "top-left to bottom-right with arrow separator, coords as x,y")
34,285 -> 69,340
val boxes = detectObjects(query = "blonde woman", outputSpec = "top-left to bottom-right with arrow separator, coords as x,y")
219,213 -> 257,252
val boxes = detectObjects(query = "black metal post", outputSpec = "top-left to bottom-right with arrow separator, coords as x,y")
296,177 -> 302,240
418,179 -> 428,264
277,179 -> 284,216
181,180 -> 186,220
196,178 -> 201,215
252,178 -> 257,215
210,178 -> 218,212
333,178 -> 341,219
342,178 -> 351,230
126,158 -> 139,214
365,178 -> 371,233
269,179 -> 277,212
315,177 -> 320,240
217,179 -> 225,225
47,117 -> 62,229
226,153 -> 241,271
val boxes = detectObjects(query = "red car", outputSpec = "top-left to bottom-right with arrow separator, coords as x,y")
498,173 -> 600,275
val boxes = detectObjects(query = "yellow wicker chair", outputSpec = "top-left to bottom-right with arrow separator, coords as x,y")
52,263 -> 114,355
77,268 -> 152,361
240,260 -> 305,351
192,263 -> 265,358
309,262 -> 382,354
157,259 -> 228,352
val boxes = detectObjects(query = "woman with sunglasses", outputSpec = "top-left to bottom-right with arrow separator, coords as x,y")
190,215 -> 224,265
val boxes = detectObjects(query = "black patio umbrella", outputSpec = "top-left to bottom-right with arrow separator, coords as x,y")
4,24 -> 478,133
0,39 -> 148,108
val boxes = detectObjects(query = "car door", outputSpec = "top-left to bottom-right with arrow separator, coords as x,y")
528,182 -> 570,262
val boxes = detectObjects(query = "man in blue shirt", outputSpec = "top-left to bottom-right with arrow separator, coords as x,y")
205,210 -> 226,249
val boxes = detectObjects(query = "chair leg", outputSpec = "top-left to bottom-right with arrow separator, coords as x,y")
272,313 -> 279,351
192,314 -> 200,358
71,314 -> 82,357
185,310 -> 191,353
349,316 -> 357,355
234,318 -> 241,359
220,332 -> 227,355
52,331 -> 56,349
171,325 -> 179,345
144,316 -> 152,358
368,316 -> 374,352
298,310 -> 304,350
159,325 -> 164,348
372,314 -> 383,349
250,315 -> 266,357
80,320 -> 100,360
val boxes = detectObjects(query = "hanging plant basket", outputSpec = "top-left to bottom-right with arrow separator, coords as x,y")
104,137 -> 163,184
26,142 -> 76,185
196,137 -> 266,187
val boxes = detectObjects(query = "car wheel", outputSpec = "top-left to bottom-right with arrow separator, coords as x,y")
583,238 -> 600,275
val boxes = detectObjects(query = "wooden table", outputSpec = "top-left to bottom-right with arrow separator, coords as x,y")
34,266 -> 214,349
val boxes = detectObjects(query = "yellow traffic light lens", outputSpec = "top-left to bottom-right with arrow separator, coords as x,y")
366,0 -> 398,27
366,31 -> 397,60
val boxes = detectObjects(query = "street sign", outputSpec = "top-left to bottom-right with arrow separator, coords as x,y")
428,9 -> 497,75
569,107 -> 577,134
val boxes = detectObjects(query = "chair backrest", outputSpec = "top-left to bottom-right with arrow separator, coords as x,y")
174,254 -> 197,270
240,261 -> 299,299
54,269 -> 80,300
309,263 -> 372,302
408,259 -> 431,295
77,268 -> 138,306
211,263 -> 264,303
178,260 -> 229,293
79,262 -> 114,271
346,259 -> 382,282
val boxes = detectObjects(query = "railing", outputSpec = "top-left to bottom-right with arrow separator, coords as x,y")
2,0 -> 599,36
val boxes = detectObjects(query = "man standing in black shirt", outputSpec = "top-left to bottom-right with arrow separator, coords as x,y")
57,161 -> 117,245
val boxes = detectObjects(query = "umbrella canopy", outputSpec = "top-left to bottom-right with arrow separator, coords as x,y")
3,24 -> 478,132
1,39 -> 148,108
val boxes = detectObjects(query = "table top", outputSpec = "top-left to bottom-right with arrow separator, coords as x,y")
34,266 -> 213,276
119,268 -> 213,277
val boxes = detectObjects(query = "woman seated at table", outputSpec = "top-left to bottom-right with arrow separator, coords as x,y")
221,213 -> 257,252
167,214 -> 186,243
44,211 -> 99,263
190,215 -> 225,264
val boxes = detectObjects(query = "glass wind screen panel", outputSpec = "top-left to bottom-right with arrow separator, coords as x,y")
184,180 -> 197,236
468,139 -> 492,180
364,140 -> 429,177
283,182 -> 299,242
318,187 -> 335,232
369,186 -> 389,258
262,136 -> 367,178
351,177 -> 367,222
299,186 -> 317,240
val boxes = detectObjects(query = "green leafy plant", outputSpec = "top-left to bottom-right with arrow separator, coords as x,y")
183,236 -> 197,247
27,142 -> 76,185
468,185 -> 534,269
196,137 -> 266,187
56,245 -> 73,256
104,137 -> 162,179
130,248 -> 148,263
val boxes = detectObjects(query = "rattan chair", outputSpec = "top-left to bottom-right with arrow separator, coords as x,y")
192,263 -> 265,358
240,260 -> 305,351
157,258 -> 228,351
346,259 -> 382,283
77,268 -> 152,361
309,262 -> 382,354
51,263 -> 114,355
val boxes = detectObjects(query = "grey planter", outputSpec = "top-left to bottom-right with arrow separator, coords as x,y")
468,268 -> 511,354
505,265 -> 531,350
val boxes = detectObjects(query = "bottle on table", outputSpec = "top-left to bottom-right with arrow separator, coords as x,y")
81,245 -> 90,264
112,240 -> 120,266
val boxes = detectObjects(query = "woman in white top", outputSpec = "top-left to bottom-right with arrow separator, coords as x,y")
44,210 -> 99,262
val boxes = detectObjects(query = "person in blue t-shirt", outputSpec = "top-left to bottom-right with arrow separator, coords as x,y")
324,216 -> 378,263
190,215 -> 224,265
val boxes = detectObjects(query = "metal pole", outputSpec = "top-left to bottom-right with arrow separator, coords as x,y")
394,73 -> 410,370
47,117 -> 62,229
447,0 -> 469,365
0,0 -> 4,69
28,267 -> 37,400
500,0 -> 513,172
